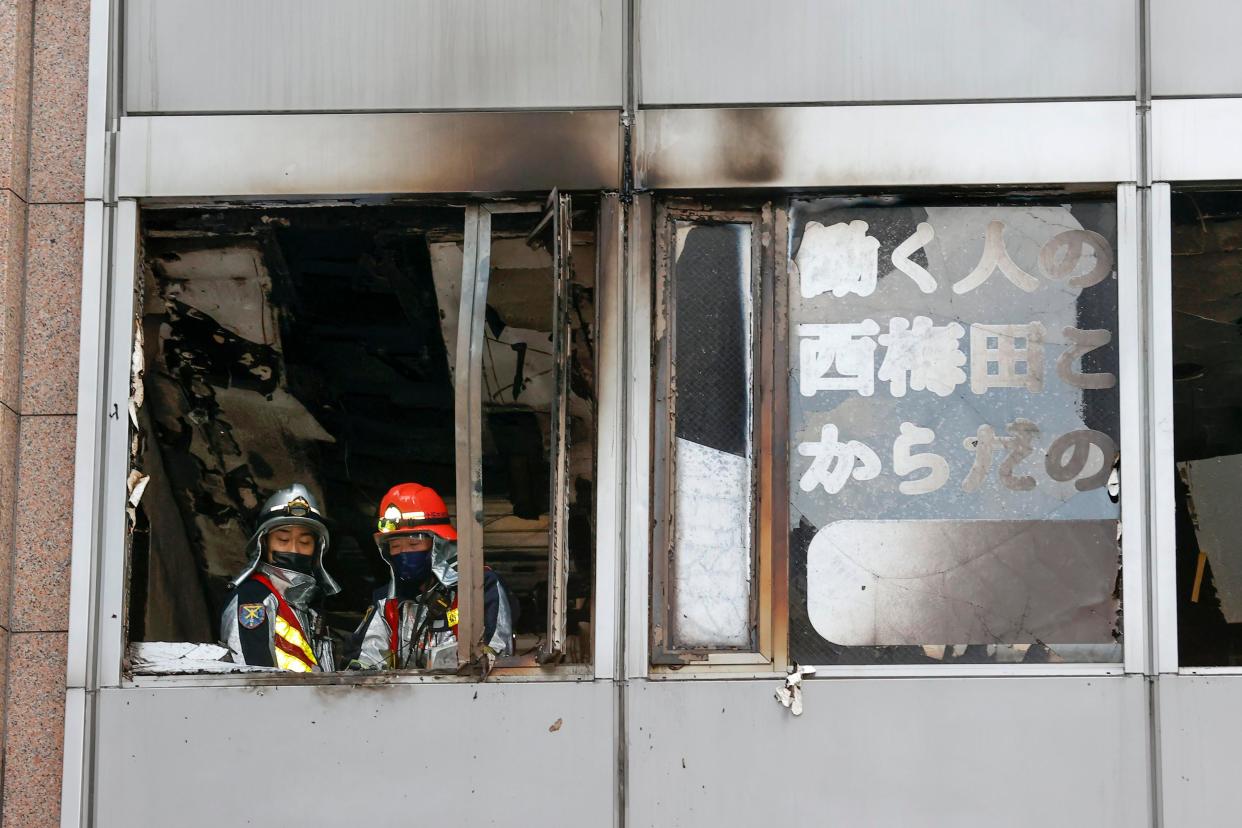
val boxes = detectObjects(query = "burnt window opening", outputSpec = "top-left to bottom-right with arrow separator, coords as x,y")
652,205 -> 766,664
1171,190 -> 1242,667
126,201 -> 598,673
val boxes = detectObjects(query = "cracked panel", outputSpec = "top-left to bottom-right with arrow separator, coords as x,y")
671,222 -> 755,649
788,199 -> 1121,665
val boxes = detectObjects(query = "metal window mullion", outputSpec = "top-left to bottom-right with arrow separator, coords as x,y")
625,193 -> 654,679
544,192 -> 573,661
1117,183 -> 1150,675
771,203 -> 791,672
649,206 -> 675,661
96,199 -> 140,689
1149,183 -> 1178,674
592,193 -> 625,678
754,203 -> 775,661
454,205 -> 489,669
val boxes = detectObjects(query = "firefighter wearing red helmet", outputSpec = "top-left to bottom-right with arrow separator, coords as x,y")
346,482 -> 515,670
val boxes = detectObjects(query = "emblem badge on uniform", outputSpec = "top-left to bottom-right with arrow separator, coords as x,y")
239,603 -> 266,629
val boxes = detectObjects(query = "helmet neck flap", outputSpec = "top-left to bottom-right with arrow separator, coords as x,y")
381,534 -> 458,599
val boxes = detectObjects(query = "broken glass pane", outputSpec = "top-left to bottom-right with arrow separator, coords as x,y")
788,198 -> 1122,665
1170,190 -> 1242,667
127,204 -> 598,673
670,221 -> 754,649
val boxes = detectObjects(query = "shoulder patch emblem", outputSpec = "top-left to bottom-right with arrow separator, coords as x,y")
239,603 -> 266,629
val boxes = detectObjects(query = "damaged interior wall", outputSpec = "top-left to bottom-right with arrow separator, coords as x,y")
129,203 -> 597,663
1170,190 -> 1242,666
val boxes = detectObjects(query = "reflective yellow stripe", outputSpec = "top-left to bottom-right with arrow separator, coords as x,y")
275,649 -> 313,672
274,615 -> 317,666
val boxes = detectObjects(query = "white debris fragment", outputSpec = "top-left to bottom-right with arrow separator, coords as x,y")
774,664 -> 816,716
127,472 -> 150,509
128,642 -> 279,674
131,323 -> 145,407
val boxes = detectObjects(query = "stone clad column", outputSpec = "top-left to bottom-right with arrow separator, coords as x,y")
0,0 -> 89,824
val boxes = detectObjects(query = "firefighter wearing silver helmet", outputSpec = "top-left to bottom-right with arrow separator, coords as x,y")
220,484 -> 341,672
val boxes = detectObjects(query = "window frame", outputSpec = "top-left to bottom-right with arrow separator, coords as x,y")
649,198 -> 787,669
1149,182 -> 1242,677
647,186 -> 1147,678
85,195 -> 611,686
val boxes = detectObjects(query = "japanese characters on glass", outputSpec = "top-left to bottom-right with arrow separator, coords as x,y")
788,199 -> 1122,665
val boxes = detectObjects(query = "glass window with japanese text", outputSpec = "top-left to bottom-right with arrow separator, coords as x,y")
787,199 -> 1121,665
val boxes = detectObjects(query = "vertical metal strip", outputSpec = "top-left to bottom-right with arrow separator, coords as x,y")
61,200 -> 109,828
544,193 -> 573,660
625,194 -> 653,679
770,204 -> 791,672
648,204 -> 671,660
753,206 -> 771,657
454,206 -> 486,668
1149,183 -> 1176,675
96,199 -> 139,690
1118,183 -> 1149,676
594,194 -> 624,678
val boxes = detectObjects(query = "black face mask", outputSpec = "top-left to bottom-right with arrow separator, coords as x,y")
270,552 -> 314,575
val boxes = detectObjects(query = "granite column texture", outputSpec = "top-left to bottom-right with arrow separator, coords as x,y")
0,0 -> 89,824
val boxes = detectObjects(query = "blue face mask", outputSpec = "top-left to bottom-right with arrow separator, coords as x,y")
391,551 -> 432,583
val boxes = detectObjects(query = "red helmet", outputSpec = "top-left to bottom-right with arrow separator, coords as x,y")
374,482 -> 457,545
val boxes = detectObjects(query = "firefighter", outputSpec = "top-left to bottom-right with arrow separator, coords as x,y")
347,482 -> 515,671
220,484 -> 341,672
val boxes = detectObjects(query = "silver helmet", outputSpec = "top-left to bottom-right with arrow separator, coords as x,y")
228,483 -> 341,597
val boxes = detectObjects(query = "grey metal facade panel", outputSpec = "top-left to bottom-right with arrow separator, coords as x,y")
639,0 -> 1137,106
638,102 -> 1138,189
92,681 -> 614,826
627,677 -> 1150,827
115,111 -> 622,197
124,0 -> 623,113
1151,98 -> 1242,182
1158,675 -> 1242,824
1151,0 -> 1242,97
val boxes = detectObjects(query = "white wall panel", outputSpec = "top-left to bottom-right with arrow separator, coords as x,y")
628,677 -> 1150,827
1152,98 -> 1242,182
124,0 -> 623,113
640,0 -> 1137,106
1151,0 -> 1242,97
115,111 -> 621,197
1158,675 -> 1242,825
638,101 -> 1138,189
93,681 -> 614,826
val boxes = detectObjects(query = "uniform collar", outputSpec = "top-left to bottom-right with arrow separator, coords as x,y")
259,562 -> 321,609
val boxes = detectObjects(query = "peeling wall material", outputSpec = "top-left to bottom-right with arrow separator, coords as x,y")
1179,454 -> 1242,623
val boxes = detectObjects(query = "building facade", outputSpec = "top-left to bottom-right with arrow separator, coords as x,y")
0,1 -> 1239,825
